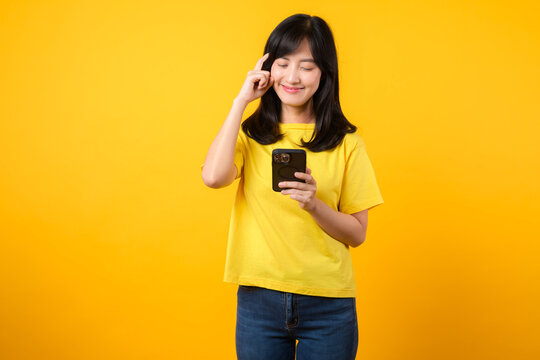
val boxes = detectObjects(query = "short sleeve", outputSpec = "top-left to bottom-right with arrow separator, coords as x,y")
233,130 -> 245,179
338,142 -> 384,214
200,130 -> 245,180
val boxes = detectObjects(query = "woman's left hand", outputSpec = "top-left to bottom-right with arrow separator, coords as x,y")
279,167 -> 318,212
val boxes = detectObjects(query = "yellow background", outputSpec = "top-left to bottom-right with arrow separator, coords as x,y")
1,0 -> 539,359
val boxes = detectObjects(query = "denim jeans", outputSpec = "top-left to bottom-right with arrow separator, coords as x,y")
235,285 -> 358,360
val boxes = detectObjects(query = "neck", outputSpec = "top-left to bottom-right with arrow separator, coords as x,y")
280,99 -> 315,124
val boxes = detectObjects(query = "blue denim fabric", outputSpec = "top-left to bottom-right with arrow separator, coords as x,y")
236,285 -> 358,360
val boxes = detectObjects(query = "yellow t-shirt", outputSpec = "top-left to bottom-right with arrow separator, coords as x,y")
205,122 -> 384,298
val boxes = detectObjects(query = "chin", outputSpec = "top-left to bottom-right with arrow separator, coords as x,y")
281,100 -> 308,107
278,93 -> 307,104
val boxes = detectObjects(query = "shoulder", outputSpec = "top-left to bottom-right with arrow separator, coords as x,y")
238,127 -> 249,144
342,131 -> 366,152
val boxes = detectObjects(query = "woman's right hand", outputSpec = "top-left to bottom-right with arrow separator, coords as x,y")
235,53 -> 274,105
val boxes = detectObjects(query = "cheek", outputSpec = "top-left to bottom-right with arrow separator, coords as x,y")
271,68 -> 282,80
304,75 -> 320,89
309,72 -> 322,87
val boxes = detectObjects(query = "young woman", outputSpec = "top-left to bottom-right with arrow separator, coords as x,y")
201,14 -> 383,360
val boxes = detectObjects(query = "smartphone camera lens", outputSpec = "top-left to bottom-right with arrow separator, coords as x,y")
273,153 -> 290,164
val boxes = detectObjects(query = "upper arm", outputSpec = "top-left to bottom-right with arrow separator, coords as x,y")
200,129 -> 244,188
338,141 -> 384,215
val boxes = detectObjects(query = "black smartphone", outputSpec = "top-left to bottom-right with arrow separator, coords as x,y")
272,149 -> 306,192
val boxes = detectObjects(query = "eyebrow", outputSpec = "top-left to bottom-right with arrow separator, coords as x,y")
281,56 -> 316,63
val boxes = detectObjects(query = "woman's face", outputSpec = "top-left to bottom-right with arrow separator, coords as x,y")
271,38 -> 322,108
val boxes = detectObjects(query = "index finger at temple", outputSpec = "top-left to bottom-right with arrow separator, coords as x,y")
254,53 -> 269,71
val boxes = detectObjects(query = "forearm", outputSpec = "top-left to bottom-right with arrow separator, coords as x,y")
201,98 -> 247,188
307,198 -> 365,247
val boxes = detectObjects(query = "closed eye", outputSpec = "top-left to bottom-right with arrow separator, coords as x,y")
278,64 -> 313,71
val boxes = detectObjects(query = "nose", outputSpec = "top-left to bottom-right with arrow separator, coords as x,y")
286,67 -> 300,83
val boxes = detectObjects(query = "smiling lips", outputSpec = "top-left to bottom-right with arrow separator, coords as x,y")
282,85 -> 303,93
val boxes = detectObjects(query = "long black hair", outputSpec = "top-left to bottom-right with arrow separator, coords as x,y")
241,14 -> 357,152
